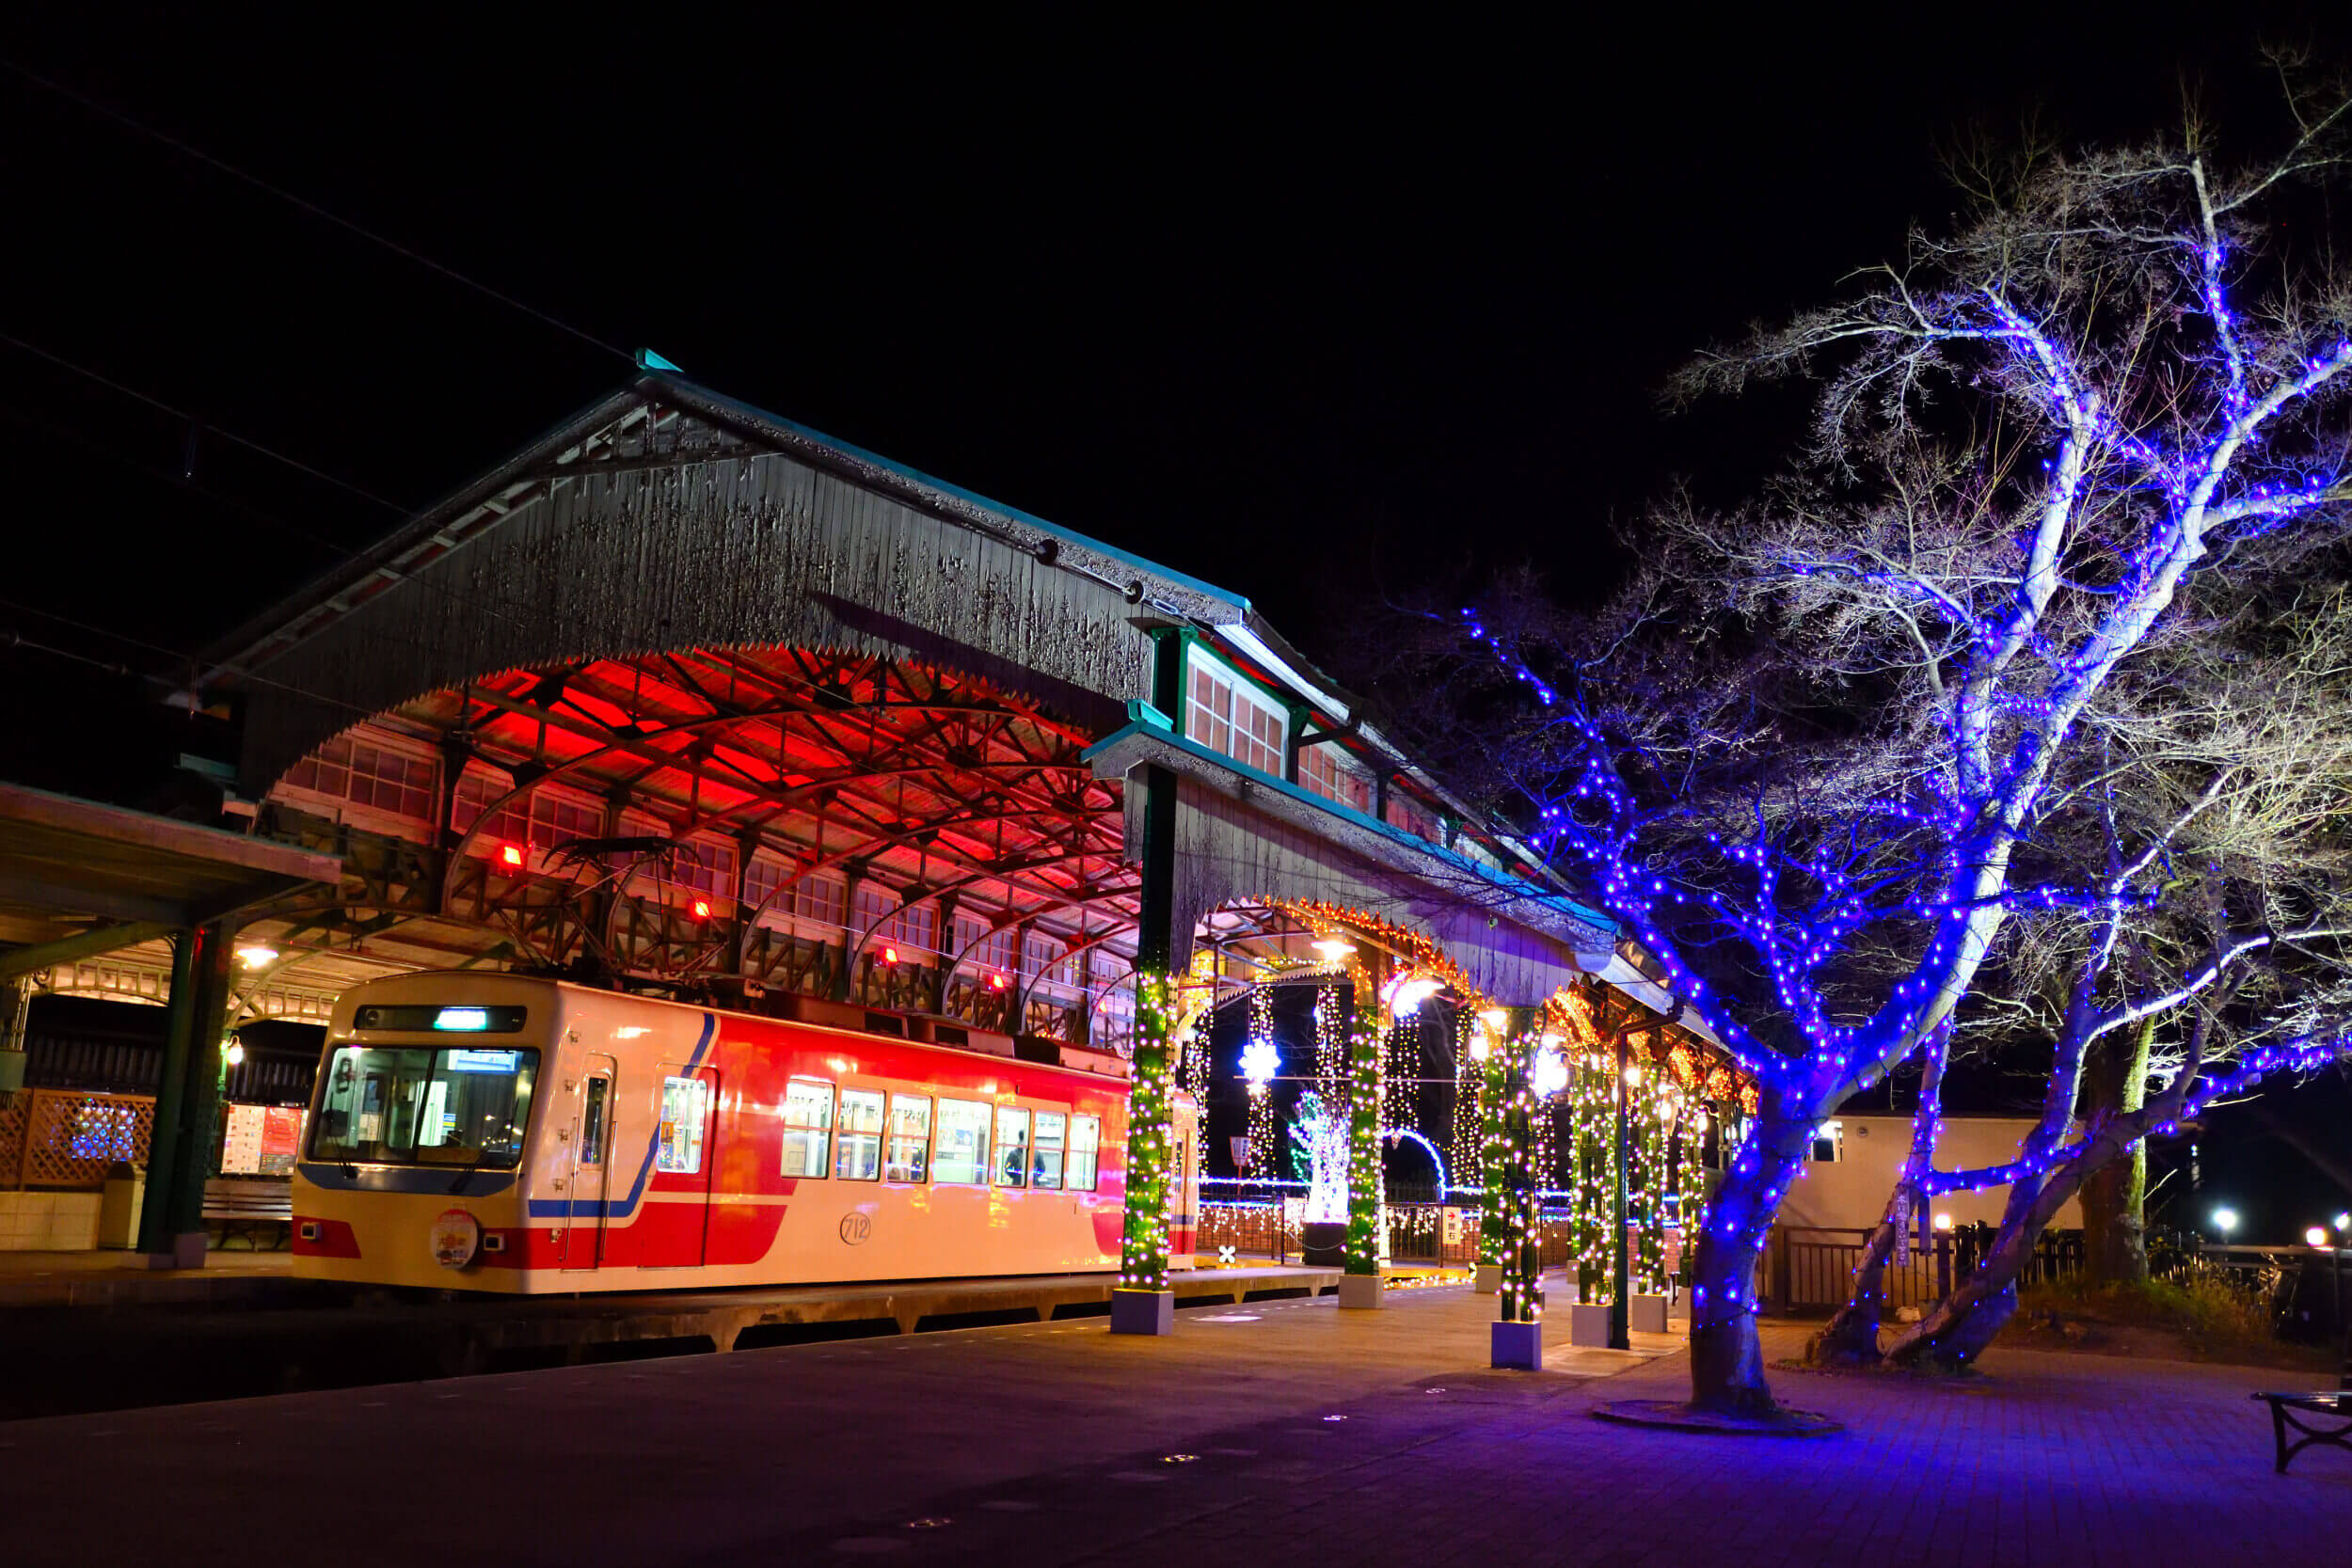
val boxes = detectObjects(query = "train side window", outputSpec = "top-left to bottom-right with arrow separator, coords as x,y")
886,1094 -> 931,1181
780,1078 -> 834,1178
1067,1115 -> 1101,1192
934,1099 -> 990,1184
993,1106 -> 1030,1188
580,1076 -> 611,1165
834,1088 -> 883,1180
1030,1111 -> 1065,1190
656,1076 -> 708,1174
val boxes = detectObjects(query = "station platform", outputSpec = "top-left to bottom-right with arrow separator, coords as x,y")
0,1258 -> 1349,1418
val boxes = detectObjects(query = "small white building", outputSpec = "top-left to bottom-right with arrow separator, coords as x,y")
1775,1114 -> 2083,1231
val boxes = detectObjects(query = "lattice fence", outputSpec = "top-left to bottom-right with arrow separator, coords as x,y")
9,1089 -> 156,1189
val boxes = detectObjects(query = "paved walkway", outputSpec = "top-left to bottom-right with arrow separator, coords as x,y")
0,1284 -> 2342,1565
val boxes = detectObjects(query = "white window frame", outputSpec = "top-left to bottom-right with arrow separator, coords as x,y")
269,723 -> 442,842
1184,646 -> 1288,779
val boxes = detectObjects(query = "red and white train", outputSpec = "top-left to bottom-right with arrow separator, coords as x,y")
290,973 -> 1198,1292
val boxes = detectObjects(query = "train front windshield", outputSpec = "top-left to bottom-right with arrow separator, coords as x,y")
309,1044 -> 540,1168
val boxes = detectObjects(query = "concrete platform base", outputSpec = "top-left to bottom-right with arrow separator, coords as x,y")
1472,1263 -> 1501,1295
1337,1273 -> 1385,1310
1490,1319 -> 1542,1370
1569,1302 -> 1613,1347
143,1233 -> 207,1271
1630,1293 -> 1669,1333
1109,1288 -> 1175,1336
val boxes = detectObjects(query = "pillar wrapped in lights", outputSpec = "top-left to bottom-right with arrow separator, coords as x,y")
1120,972 -> 1176,1293
1344,961 -> 1385,1277
1567,1053 -> 1618,1303
1635,1086 -> 1673,1293
1494,1029 -> 1542,1324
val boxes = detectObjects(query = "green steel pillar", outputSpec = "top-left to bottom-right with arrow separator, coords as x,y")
138,921 -> 234,1268
1344,959 -> 1384,1278
1113,630 -> 1186,1336
1610,1028 -> 1632,1350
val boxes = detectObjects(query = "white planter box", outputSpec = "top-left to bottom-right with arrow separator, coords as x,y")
1109,1288 -> 1174,1336
1568,1301 -> 1614,1347
1630,1293 -> 1670,1334
1490,1319 -> 1543,1370
1337,1272 -> 1386,1310
1472,1262 -> 1502,1295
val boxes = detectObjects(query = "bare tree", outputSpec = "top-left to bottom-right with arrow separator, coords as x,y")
1827,581 -> 2352,1368
1381,65 -> 2352,1416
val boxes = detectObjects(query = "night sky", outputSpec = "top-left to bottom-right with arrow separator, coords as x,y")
3,8 -> 2348,1238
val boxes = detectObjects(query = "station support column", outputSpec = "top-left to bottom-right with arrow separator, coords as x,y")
1112,630 -> 1185,1337
137,921 -> 234,1269
1337,955 -> 1388,1308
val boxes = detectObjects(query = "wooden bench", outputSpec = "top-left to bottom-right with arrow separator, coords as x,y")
201,1178 -> 294,1250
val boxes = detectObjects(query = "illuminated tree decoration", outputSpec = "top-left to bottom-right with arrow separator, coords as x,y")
1287,1090 -> 1351,1223
1120,972 -> 1176,1292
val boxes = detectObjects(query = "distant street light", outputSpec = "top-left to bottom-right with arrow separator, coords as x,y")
2213,1207 -> 2240,1237
2307,1226 -> 2331,1248
2336,1211 -> 2351,1233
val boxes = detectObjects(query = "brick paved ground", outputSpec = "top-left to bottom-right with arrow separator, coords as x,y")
1,1282 -> 2343,1566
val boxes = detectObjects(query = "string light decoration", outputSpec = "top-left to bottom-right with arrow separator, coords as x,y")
1484,1025 -> 1543,1323
1241,982 -> 1280,1179
1120,972 -> 1177,1293
1565,1053 -> 1620,1302
1451,1006 -> 1482,1196
1633,1087 -> 1674,1293
1345,961 -> 1386,1276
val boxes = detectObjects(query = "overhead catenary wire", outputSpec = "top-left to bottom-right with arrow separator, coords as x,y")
0,58 -> 636,368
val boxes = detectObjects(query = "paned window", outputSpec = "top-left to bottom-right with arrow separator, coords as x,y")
1809,1122 -> 1842,1164
1025,933 -> 1079,993
1185,653 -> 1286,776
834,1088 -> 883,1180
885,1094 -> 931,1182
672,837 -> 737,899
780,1078 -> 834,1178
741,853 -> 785,916
1030,1110 -> 1066,1190
854,883 -> 937,955
452,772 -> 605,854
1299,742 -> 1373,815
955,915 -> 1021,981
1067,1115 -> 1102,1192
993,1106 -> 1031,1188
934,1099 -> 991,1184
282,734 -> 438,822
1384,792 -> 1443,845
791,872 -> 846,928
656,1075 -> 708,1174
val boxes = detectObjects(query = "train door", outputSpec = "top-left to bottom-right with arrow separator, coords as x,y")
561,1055 -> 617,1271
643,1063 -> 718,1267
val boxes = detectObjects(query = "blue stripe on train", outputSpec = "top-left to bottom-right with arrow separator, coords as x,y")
525,1009 -> 716,1220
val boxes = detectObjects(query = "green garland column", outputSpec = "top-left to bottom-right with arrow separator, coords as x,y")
1343,958 -> 1384,1280
1120,973 -> 1175,1291
1111,630 -> 1186,1336
1476,1042 -> 1509,1277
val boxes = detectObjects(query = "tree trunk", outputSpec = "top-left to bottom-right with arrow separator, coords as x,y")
2080,1017 -> 2153,1288
1886,1116 -> 2140,1370
1686,1093 -> 1813,1414
1815,1031 -> 1948,1367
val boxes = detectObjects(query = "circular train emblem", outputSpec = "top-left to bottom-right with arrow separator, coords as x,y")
430,1208 -> 483,1268
838,1212 -> 872,1246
